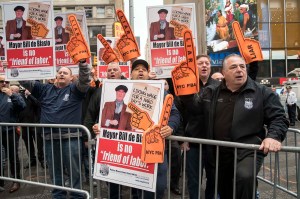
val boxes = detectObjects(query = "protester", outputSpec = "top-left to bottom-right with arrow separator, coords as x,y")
286,85 -> 297,126
86,62 -> 127,198
18,88 -> 44,169
20,61 -> 91,199
177,55 -> 220,199
211,72 -> 224,81
202,54 -> 288,198
130,59 -> 180,199
0,76 -> 26,193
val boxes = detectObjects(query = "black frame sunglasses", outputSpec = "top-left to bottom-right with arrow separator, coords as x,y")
0,80 -> 10,84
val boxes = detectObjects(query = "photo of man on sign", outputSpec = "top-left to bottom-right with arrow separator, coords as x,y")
149,8 -> 176,41
5,5 -> 33,41
101,85 -> 132,131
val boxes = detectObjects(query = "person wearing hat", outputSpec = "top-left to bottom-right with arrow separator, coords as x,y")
101,84 -> 132,130
54,16 -> 70,44
0,36 -> 4,57
5,5 -> 33,41
286,85 -> 297,126
130,59 -> 180,199
149,8 -> 175,41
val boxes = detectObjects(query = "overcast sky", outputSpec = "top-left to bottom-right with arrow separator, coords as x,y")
124,0 -> 163,58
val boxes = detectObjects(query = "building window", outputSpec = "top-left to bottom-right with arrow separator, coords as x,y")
54,7 -> 61,14
96,7 -> 105,18
89,26 -> 106,38
66,7 -> 75,12
85,7 -> 93,18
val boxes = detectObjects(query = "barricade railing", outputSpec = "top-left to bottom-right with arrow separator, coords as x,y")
0,123 -> 94,198
257,128 -> 300,198
0,123 -> 299,199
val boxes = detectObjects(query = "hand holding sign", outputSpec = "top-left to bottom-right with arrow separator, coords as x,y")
170,20 -> 189,38
116,9 -> 140,61
66,15 -> 91,63
97,34 -> 120,64
141,94 -> 174,163
27,18 -> 49,38
171,30 -> 199,96
128,102 -> 154,131
232,21 -> 263,64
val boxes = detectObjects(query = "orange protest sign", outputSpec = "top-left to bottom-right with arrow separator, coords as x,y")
141,94 -> 174,163
128,102 -> 154,131
27,18 -> 49,38
170,20 -> 189,38
116,9 -> 140,61
97,34 -> 120,64
232,21 -> 263,64
66,14 -> 91,63
171,30 -> 199,96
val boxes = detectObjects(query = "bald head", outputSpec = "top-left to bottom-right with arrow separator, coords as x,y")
107,62 -> 122,79
211,72 -> 224,81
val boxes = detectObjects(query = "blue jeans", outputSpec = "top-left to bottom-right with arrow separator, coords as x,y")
187,146 -> 215,199
45,137 -> 84,199
132,154 -> 168,199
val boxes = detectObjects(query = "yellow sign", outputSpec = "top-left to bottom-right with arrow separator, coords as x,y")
113,22 -> 125,38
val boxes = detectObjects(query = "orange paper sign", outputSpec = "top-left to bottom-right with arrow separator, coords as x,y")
171,30 -> 199,96
27,18 -> 49,38
170,20 -> 189,38
115,9 -> 140,61
66,14 -> 91,63
97,34 -> 120,64
232,21 -> 263,64
128,102 -> 154,131
141,94 -> 174,163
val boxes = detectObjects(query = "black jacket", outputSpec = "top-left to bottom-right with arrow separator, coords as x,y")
178,78 -> 220,140
202,77 -> 288,144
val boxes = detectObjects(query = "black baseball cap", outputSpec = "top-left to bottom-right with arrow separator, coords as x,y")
14,6 -> 25,12
158,9 -> 168,14
54,16 -> 63,21
115,85 -> 128,93
0,36 -> 3,39
131,59 -> 149,72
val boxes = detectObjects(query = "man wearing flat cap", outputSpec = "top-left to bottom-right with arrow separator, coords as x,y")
54,16 -> 70,45
6,5 -> 33,41
0,36 -> 4,57
101,84 -> 132,130
150,8 -> 175,41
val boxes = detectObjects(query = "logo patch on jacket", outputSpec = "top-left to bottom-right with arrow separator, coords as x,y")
63,94 -> 70,101
7,98 -> 11,102
244,98 -> 253,109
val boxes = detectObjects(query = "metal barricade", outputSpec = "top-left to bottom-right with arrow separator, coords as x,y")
1,122 -> 300,199
257,128 -> 300,198
0,123 -> 94,198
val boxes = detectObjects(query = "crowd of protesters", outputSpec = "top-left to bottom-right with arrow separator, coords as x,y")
0,52 -> 290,199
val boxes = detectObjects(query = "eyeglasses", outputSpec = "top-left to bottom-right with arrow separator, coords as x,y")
0,80 -> 9,84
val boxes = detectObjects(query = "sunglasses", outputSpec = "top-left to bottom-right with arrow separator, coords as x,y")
0,80 -> 9,84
